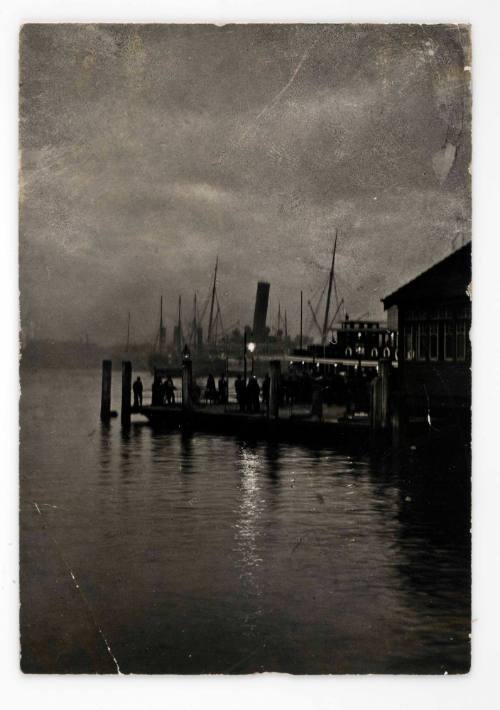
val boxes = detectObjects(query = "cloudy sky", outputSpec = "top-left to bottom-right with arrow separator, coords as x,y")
19,24 -> 471,345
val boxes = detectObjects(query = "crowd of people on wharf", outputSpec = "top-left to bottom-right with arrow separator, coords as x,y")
151,373 -> 178,406
146,367 -> 375,416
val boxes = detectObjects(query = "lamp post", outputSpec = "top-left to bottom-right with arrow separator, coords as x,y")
247,341 -> 256,376
181,344 -> 192,412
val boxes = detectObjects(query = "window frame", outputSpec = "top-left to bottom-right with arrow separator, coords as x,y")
444,322 -> 455,361
456,321 -> 467,361
416,322 -> 428,361
429,322 -> 439,361
404,324 -> 414,361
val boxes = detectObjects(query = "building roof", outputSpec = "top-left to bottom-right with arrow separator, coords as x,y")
382,242 -> 471,309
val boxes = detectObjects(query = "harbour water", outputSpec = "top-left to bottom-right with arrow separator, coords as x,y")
20,367 -> 470,674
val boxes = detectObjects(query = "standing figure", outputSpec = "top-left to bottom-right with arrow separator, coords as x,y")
235,374 -> 245,411
218,375 -> 228,404
261,373 -> 270,413
247,376 -> 260,413
133,376 -> 143,408
165,376 -> 176,404
205,373 -> 217,404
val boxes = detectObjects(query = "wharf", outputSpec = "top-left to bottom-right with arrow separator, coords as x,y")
134,403 -> 370,446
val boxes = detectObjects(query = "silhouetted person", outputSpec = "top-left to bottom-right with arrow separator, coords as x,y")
165,376 -> 175,404
205,373 -> 217,403
218,375 -> 228,404
235,374 -> 245,411
247,376 -> 260,413
261,374 -> 270,411
133,376 -> 143,408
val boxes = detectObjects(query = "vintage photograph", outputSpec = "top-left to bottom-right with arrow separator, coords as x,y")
19,23 -> 471,674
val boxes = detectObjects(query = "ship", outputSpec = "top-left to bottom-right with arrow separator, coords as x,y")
148,259 -> 230,377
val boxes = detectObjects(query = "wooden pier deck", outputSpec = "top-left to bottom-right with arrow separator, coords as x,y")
133,403 -> 370,446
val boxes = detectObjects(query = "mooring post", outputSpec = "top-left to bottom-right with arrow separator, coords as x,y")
121,360 -> 132,427
100,359 -> 112,422
378,359 -> 391,430
182,349 -> 193,412
370,359 -> 392,433
269,360 -> 281,419
311,381 -> 323,420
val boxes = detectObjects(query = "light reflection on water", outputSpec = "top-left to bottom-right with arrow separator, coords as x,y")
20,368 -> 470,674
235,445 -> 264,614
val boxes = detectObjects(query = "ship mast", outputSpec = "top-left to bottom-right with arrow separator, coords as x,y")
321,230 -> 337,346
190,292 -> 198,348
207,256 -> 218,345
158,296 -> 166,354
178,295 -> 182,347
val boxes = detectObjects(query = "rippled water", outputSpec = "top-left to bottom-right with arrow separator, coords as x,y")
20,367 -> 470,674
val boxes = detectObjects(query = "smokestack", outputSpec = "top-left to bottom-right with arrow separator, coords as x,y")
252,281 -> 270,341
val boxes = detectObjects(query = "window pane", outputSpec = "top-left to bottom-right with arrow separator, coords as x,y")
429,323 -> 439,360
456,321 -> 466,361
417,323 -> 428,360
444,322 -> 455,360
404,325 -> 414,360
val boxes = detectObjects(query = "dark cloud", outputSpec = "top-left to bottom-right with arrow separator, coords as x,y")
20,24 -> 471,344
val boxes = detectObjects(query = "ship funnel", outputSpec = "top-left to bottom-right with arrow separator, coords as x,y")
252,281 -> 270,342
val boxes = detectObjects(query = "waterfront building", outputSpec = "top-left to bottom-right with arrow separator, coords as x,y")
382,242 -> 471,424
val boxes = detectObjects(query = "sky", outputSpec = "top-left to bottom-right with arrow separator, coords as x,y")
19,23 -> 471,346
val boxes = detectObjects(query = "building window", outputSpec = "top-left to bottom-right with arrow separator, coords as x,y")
383,347 -> 391,359
404,325 -> 414,360
345,347 -> 352,357
456,321 -> 467,361
429,323 -> 439,361
417,323 -> 428,361
371,347 -> 378,358
444,322 -> 455,360
457,303 -> 471,319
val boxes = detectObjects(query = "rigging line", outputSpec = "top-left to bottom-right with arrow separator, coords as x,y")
207,257 -> 219,343
32,502 -> 122,674
327,298 -> 344,332
215,291 -> 225,335
199,281 -> 212,325
322,230 -> 337,345
313,279 -> 328,317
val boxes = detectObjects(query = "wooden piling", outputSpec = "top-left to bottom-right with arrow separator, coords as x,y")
391,391 -> 407,448
100,360 -> 112,422
370,359 -> 392,433
269,360 -> 281,419
121,360 -> 132,427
